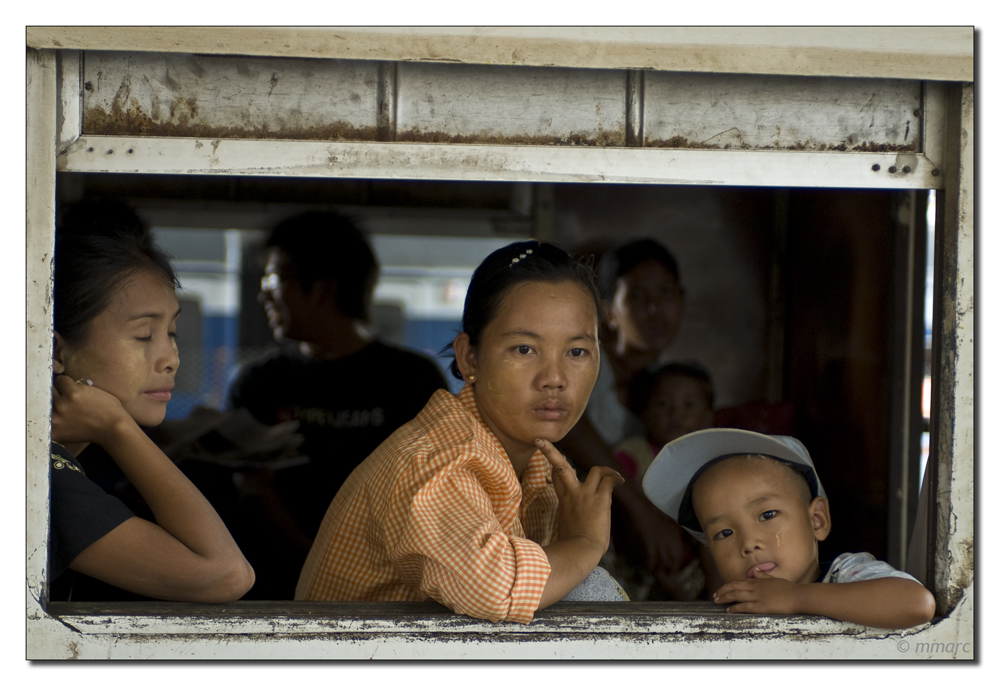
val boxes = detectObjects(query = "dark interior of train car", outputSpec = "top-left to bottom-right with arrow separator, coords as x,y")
57,171 -> 934,576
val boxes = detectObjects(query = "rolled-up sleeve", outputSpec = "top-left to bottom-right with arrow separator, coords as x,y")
502,536 -> 552,623
297,385 -> 559,621
389,462 -> 551,623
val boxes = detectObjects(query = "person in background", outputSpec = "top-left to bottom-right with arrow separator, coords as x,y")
606,360 -> 719,600
613,361 -> 715,483
49,200 -> 254,602
558,238 -> 694,598
296,241 -> 626,621
227,211 -> 447,598
587,238 -> 687,446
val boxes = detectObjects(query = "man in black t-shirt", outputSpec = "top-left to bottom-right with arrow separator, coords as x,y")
226,211 -> 447,598
228,341 -> 447,539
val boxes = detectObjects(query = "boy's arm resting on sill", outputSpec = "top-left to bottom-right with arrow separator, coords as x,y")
713,575 -> 936,630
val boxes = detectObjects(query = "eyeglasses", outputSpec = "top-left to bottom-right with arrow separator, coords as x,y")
260,273 -> 283,293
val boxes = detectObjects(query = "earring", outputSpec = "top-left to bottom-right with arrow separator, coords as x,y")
468,374 -> 477,383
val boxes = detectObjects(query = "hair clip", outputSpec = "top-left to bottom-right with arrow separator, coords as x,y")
510,248 -> 534,266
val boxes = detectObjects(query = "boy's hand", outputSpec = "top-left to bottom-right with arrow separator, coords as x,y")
536,438 -> 624,555
713,572 -> 801,615
51,374 -> 131,445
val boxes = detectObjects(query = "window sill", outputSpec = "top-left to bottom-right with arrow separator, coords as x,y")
46,599 -> 894,636
33,594 -> 968,659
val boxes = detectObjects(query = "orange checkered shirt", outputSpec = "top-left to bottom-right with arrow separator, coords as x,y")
295,384 -> 558,624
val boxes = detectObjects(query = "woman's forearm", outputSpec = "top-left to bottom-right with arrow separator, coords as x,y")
538,537 -> 605,609
98,419 -> 255,594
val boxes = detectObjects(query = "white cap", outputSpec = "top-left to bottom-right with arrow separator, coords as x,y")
642,428 -> 826,543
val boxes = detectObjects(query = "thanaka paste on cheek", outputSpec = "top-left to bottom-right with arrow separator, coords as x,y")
483,377 -> 506,405
776,525 -> 786,548
63,347 -> 101,386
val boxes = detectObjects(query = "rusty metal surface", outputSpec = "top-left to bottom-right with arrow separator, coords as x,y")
394,62 -> 627,148
395,130 -> 623,146
84,103 -> 380,142
644,72 -> 922,153
645,136 -> 917,153
82,52 -> 382,142
929,83 -> 975,616
80,52 -> 927,153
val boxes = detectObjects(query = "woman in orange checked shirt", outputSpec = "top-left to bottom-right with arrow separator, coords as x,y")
296,241 -> 626,623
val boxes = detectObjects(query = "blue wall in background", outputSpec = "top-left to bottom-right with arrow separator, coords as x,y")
167,316 -> 463,420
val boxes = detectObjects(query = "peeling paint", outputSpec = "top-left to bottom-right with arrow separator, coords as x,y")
645,135 -> 917,152
84,104 -> 381,142
397,128 -> 623,147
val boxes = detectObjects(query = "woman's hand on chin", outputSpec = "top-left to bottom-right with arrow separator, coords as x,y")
51,374 -> 132,445
535,437 -> 623,554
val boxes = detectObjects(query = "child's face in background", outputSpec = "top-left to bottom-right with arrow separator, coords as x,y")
692,456 -> 830,585
643,374 -> 714,446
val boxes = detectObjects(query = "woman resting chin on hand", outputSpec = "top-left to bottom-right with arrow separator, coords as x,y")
49,203 -> 254,603
296,241 -> 626,622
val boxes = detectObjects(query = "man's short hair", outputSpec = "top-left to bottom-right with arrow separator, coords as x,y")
265,211 -> 379,320
596,238 -> 681,301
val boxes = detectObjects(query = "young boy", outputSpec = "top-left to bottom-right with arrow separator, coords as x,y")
642,428 -> 936,629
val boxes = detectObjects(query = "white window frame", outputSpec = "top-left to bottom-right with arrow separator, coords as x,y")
26,27 -> 974,660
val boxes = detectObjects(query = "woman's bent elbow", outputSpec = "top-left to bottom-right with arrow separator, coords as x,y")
195,559 -> 255,603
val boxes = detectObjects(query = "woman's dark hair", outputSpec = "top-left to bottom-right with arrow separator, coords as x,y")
447,240 -> 603,380
596,237 -> 681,300
54,200 -> 179,345
263,211 -> 378,321
629,360 -> 715,415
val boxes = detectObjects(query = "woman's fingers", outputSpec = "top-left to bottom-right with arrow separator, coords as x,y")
534,438 -> 581,496
585,465 -> 624,492
535,438 -> 624,498
535,438 -> 572,474
534,438 -> 623,516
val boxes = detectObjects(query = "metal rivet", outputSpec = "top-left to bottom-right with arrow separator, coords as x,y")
932,169 -> 941,177
888,166 -> 898,173
106,149 -> 114,155
87,147 -> 94,152
902,165 -> 911,174
871,164 -> 880,172
127,148 -> 134,154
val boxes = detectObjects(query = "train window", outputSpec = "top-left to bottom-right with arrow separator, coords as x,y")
26,29 -> 973,659
44,177 -> 940,612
